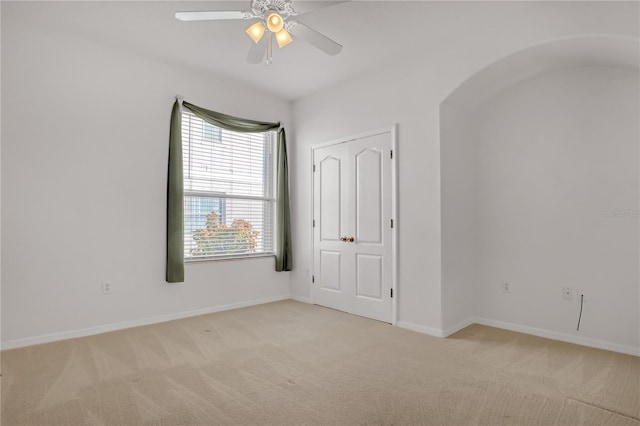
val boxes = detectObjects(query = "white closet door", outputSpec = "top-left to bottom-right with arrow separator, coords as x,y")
312,131 -> 393,323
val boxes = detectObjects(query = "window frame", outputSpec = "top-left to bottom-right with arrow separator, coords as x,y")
181,110 -> 277,262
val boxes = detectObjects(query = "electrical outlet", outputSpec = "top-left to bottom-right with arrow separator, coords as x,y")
576,288 -> 585,303
562,286 -> 573,301
102,281 -> 112,294
502,282 -> 510,293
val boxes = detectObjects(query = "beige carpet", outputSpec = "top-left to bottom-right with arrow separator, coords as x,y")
1,300 -> 638,425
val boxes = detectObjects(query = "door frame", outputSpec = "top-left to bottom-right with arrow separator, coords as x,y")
309,125 -> 398,325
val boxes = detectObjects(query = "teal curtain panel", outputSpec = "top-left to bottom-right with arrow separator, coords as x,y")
275,128 -> 293,271
166,100 -> 184,283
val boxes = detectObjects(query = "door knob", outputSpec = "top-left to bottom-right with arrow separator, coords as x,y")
347,237 -> 355,243
340,237 -> 347,242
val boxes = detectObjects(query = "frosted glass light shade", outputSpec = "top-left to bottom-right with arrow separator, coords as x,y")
266,13 -> 284,33
246,22 -> 265,43
275,29 -> 293,48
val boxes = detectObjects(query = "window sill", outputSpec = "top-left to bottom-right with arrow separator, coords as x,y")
185,253 -> 275,264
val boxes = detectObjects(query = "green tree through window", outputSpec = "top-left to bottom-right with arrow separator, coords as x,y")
191,211 -> 260,256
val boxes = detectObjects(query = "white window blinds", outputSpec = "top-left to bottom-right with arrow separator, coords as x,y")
182,109 -> 276,260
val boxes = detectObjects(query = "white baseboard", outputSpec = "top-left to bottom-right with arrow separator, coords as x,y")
6,298 -> 637,357
290,294 -> 311,304
397,321 -> 444,338
397,317 -> 638,356
1,294 -> 291,350
474,317 -> 640,357
442,317 -> 476,337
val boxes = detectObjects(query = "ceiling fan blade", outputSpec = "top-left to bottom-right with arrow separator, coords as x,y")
246,38 -> 267,64
294,1 -> 348,16
288,22 -> 342,56
175,11 -> 248,21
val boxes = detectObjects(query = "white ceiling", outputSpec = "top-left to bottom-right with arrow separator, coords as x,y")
6,1 -> 537,100
5,1 -> 637,101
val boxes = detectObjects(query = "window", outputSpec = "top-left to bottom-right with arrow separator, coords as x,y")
182,109 -> 276,260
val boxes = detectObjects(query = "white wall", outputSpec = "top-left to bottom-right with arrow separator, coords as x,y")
1,7 -> 291,346
291,2 -> 639,335
2,0 -> 639,351
473,67 -> 639,352
0,3 -> 3,352
440,105 -> 477,334
441,65 -> 639,354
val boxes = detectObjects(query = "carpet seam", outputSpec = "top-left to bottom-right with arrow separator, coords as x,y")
565,397 -> 640,421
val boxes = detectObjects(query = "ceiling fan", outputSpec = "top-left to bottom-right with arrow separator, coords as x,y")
175,0 -> 343,65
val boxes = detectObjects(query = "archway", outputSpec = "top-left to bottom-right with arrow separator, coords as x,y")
440,36 -> 639,355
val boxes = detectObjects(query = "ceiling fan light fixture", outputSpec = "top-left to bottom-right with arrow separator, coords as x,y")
266,13 -> 284,33
275,28 -> 293,48
245,21 -> 265,43
176,0 -> 344,65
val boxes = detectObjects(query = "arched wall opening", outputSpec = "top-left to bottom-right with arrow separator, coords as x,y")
440,36 -> 640,354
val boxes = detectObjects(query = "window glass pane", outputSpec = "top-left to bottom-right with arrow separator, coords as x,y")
183,114 -> 274,198
185,196 -> 274,258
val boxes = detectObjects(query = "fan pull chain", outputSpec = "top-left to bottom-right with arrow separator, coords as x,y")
266,31 -> 273,65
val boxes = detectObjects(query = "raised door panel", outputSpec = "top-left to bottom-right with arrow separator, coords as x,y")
319,156 -> 342,242
355,148 -> 383,245
356,254 -> 383,300
320,250 -> 342,292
